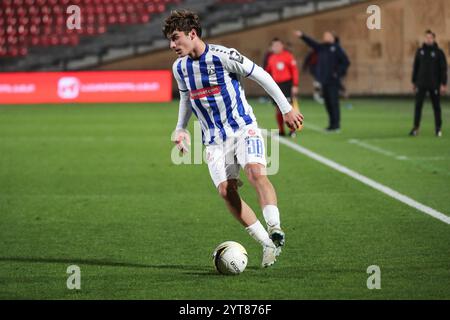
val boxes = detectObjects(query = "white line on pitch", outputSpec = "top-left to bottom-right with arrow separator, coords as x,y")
267,133 -> 450,225
348,139 -> 408,160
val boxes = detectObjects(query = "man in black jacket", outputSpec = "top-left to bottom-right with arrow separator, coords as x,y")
294,30 -> 350,132
411,30 -> 448,137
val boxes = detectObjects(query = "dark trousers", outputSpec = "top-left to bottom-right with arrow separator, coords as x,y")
322,83 -> 340,129
414,87 -> 442,130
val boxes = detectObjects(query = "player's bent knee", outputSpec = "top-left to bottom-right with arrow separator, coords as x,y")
217,180 -> 238,200
245,163 -> 267,185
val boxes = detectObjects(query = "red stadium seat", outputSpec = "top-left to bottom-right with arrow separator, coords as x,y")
8,47 -> 19,57
30,35 -> 39,45
140,14 -> 150,23
107,14 -> 117,24
95,5 -> 105,14
55,15 -> 65,26
105,4 -> 114,14
18,46 -> 28,56
42,25 -> 52,35
97,25 -> 106,34
0,47 -> 7,57
17,25 -> 28,36
6,26 -> 17,35
118,13 -> 127,24
50,35 -> 60,45
7,17 -> 18,26
69,34 -> 79,46
19,16 -> 30,25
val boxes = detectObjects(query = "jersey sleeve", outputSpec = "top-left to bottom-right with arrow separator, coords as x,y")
248,65 -> 292,114
216,47 -> 292,114
175,91 -> 192,131
172,60 -> 192,131
172,60 -> 188,92
221,48 -> 256,78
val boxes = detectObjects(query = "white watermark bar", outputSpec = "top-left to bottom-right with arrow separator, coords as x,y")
170,121 -> 280,176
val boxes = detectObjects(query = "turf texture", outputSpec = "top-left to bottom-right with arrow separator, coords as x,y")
0,98 -> 449,299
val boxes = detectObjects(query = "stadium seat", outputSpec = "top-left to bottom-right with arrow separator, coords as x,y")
8,2 -> 171,64
0,0 -> 173,59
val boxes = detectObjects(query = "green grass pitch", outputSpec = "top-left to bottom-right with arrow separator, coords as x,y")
0,98 -> 449,299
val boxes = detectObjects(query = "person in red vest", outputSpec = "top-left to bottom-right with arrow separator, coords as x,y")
265,38 -> 300,137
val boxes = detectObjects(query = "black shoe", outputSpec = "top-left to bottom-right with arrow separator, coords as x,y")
409,128 -> 419,136
325,127 -> 341,133
278,131 -> 286,137
436,129 -> 442,137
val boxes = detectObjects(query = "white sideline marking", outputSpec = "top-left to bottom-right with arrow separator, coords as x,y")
268,133 -> 450,225
348,139 -> 447,162
348,139 -> 408,160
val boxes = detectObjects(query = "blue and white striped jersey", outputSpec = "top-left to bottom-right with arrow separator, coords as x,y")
173,44 -> 258,145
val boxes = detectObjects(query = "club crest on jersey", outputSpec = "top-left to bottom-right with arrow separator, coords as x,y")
229,50 -> 244,64
207,66 -> 216,75
248,129 -> 256,136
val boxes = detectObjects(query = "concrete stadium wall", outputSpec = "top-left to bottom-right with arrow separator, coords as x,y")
97,0 -> 450,96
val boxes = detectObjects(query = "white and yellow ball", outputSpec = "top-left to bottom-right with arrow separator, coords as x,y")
212,241 -> 248,275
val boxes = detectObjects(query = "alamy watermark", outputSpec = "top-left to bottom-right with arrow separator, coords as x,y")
366,265 -> 381,289
66,5 -> 81,30
367,5 -> 381,30
170,121 -> 280,175
66,265 -> 81,290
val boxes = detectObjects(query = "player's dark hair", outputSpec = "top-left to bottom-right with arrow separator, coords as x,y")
271,37 -> 283,43
426,29 -> 436,38
163,10 -> 202,38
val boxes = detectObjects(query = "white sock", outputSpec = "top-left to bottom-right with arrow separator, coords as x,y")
263,205 -> 280,229
246,220 -> 273,247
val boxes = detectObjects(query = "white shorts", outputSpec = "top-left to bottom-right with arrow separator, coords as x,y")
205,125 -> 267,188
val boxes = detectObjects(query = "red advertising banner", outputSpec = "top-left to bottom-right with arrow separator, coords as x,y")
0,70 -> 172,104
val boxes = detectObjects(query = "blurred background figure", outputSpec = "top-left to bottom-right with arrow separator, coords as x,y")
262,42 -> 273,71
334,34 -> 352,110
302,49 -> 323,104
294,30 -> 350,132
264,38 -> 299,137
410,30 -> 448,137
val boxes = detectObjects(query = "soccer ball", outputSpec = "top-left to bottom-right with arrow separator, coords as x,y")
212,241 -> 248,275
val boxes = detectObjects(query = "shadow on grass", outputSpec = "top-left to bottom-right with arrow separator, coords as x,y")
184,265 -> 260,276
0,256 -> 209,272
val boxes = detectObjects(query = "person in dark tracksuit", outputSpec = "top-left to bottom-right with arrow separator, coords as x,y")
294,30 -> 350,132
411,30 -> 448,137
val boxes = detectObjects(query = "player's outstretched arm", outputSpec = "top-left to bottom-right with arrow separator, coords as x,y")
248,65 -> 304,130
221,47 -> 304,130
294,30 -> 321,51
